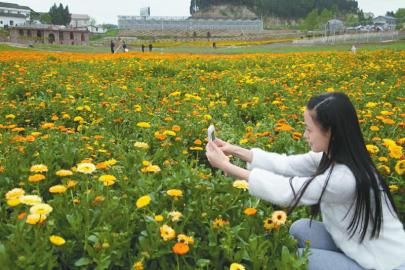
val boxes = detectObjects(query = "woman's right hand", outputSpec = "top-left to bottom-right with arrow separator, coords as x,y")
213,138 -> 235,156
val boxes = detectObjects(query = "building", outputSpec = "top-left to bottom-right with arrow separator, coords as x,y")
10,24 -> 89,45
69,14 -> 90,28
325,19 -> 344,34
373,16 -> 397,30
0,2 -> 31,28
88,24 -> 107,34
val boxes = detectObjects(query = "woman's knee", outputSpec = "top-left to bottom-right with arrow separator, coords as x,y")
289,218 -> 312,239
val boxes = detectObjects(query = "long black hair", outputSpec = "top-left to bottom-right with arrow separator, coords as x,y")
288,92 -> 398,242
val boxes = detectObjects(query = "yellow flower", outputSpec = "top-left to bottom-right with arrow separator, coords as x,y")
103,159 -> 117,166
263,218 -> 279,230
233,180 -> 249,190
271,210 -> 287,225
49,185 -> 67,193
76,163 -> 96,174
136,195 -> 151,208
160,224 -> 176,241
239,138 -> 248,144
389,145 -> 403,159
154,215 -> 164,222
189,146 -> 203,151
28,174 -> 46,183
389,184 -> 399,193
377,164 -> 391,175
137,122 -> 151,128
141,164 -> 161,173
134,142 -> 149,149
366,144 -> 379,154
20,195 -> 42,205
30,203 -> 53,216
212,218 -> 229,229
370,126 -> 380,131
169,211 -> 182,222
26,213 -> 47,225
73,116 -> 84,123
382,139 -> 396,148
55,170 -> 73,177
49,235 -> 66,246
244,207 -> 257,216
366,102 -> 378,108
7,198 -> 21,207
5,188 -> 25,200
177,234 -> 194,245
167,189 -> 183,198
133,261 -> 144,270
395,160 -> 405,175
67,180 -> 78,188
163,130 -> 176,136
30,164 -> 48,173
5,114 -> 16,119
98,174 -> 116,186
230,263 -> 245,270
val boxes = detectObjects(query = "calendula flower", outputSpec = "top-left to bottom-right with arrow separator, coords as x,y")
67,180 -> 78,188
30,164 -> 48,173
395,160 -> 405,175
167,189 -> 183,198
30,203 -> 53,216
26,213 -> 47,225
28,174 -> 46,183
389,145 -> 403,159
263,218 -> 279,230
169,211 -> 182,222
377,164 -> 391,175
212,218 -> 229,228
160,224 -> 176,241
177,234 -> 194,245
20,195 -> 42,205
98,174 -> 116,186
233,180 -> 249,190
154,215 -> 164,222
137,122 -> 151,128
76,163 -> 96,174
55,170 -> 73,177
5,188 -> 25,200
389,184 -> 399,193
172,242 -> 189,255
134,142 -> 149,149
49,185 -> 67,193
230,263 -> 245,270
133,261 -> 144,270
136,195 -> 151,208
271,210 -> 287,225
366,144 -> 379,154
49,235 -> 66,246
141,164 -> 161,173
244,207 -> 257,216
189,146 -> 203,151
163,130 -> 176,136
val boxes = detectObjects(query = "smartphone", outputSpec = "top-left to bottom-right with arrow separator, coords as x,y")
208,124 -> 216,141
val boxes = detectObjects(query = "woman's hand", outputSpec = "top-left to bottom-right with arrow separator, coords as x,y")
213,138 -> 235,156
205,141 -> 230,170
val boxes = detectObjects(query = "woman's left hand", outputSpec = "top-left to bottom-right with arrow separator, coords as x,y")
205,141 -> 230,170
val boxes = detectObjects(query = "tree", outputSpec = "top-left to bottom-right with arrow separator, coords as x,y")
40,13 -> 52,24
385,11 -> 395,17
48,3 -> 71,26
301,9 -> 319,31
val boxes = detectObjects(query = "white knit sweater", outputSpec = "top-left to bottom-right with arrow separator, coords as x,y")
247,148 -> 405,270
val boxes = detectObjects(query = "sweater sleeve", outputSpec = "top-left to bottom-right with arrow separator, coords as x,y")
248,165 -> 356,207
246,148 -> 323,177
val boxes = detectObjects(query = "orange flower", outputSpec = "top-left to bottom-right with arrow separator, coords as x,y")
172,125 -> 181,132
244,207 -> 257,216
172,242 -> 189,255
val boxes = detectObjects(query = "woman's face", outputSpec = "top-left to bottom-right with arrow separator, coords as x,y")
303,109 -> 331,153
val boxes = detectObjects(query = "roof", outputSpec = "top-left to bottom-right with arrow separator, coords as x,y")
10,24 -> 89,32
0,2 -> 31,11
0,10 -> 26,18
71,14 -> 90,20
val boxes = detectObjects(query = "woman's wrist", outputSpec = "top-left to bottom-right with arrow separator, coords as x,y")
222,162 -> 250,181
232,145 -> 253,163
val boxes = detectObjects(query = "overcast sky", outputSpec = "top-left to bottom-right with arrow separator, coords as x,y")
13,0 -> 405,24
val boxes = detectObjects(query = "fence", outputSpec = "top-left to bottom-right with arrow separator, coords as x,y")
293,31 -> 399,45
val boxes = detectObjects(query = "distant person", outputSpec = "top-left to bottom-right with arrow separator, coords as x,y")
110,40 -> 115,54
123,41 -> 128,52
141,44 -> 145,52
148,43 -> 153,52
212,42 -> 217,49
351,45 -> 357,54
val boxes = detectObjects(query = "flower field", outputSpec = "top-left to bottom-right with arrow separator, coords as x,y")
0,50 -> 404,269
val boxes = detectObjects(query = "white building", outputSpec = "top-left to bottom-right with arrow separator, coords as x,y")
88,25 -> 107,33
0,2 -> 31,28
69,14 -> 90,28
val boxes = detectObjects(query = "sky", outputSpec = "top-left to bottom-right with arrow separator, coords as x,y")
12,0 -> 405,24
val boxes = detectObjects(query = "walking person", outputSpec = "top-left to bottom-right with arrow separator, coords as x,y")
206,92 -> 405,270
123,40 -> 128,52
148,43 -> 153,52
110,40 -> 115,54
141,44 -> 145,52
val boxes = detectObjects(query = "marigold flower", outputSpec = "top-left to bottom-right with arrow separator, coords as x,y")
136,195 -> 151,208
233,180 -> 249,190
67,180 -> 78,188
28,174 -> 46,183
26,213 -> 47,225
160,224 -> 176,241
30,164 -> 48,173
244,207 -> 257,216
55,170 -> 73,177
169,211 -> 182,222
137,122 -> 151,128
389,184 -> 399,193
263,217 -> 279,230
141,164 -> 161,173
212,218 -> 229,228
177,234 -> 194,245
133,261 -> 144,270
172,242 -> 189,255
366,144 -> 379,154
5,188 -> 25,200
377,164 -> 391,175
230,263 -> 245,270
20,195 -> 42,205
49,185 -> 67,193
49,235 -> 66,246
98,174 -> 116,186
167,189 -> 183,198
172,125 -> 181,132
389,145 -> 403,159
134,142 -> 149,149
395,160 -> 405,175
154,215 -> 164,222
76,163 -> 96,174
163,130 -> 176,136
271,210 -> 287,225
30,203 -> 53,216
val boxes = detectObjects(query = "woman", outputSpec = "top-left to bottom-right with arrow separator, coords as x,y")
206,92 -> 405,270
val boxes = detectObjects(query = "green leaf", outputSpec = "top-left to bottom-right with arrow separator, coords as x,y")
74,257 -> 92,267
